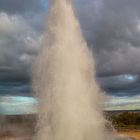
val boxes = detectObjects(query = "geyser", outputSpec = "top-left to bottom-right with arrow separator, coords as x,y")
34,0 -> 106,140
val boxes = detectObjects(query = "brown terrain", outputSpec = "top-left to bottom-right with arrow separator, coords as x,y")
0,111 -> 140,140
118,130 -> 140,140
0,115 -> 36,140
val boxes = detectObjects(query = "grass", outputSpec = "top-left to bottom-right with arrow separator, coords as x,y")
115,125 -> 140,130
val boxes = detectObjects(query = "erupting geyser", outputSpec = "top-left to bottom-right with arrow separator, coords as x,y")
34,0 -> 106,140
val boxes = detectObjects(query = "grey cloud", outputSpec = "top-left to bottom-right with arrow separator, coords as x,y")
0,12 -> 42,84
76,0 -> 140,76
0,0 -> 42,13
1,0 -> 140,97
3,0 -> 140,81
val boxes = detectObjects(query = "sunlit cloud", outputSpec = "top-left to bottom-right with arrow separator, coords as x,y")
105,95 -> 140,110
0,96 -> 37,115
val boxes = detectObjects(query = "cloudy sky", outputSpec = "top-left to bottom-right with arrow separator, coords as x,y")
0,0 -> 140,113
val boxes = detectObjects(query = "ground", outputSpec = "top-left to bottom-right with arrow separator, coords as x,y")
118,130 -> 140,140
0,111 -> 140,140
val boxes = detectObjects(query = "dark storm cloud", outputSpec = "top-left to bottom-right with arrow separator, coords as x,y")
0,81 -> 31,96
104,85 -> 140,97
0,0 -> 42,13
1,0 -> 140,97
76,0 -> 140,76
0,66 -> 32,96
98,75 -> 140,96
0,68 -> 29,82
76,0 -> 140,97
0,0 -> 44,96
2,0 -> 140,79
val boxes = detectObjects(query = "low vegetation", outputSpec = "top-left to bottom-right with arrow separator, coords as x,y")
108,112 -> 140,130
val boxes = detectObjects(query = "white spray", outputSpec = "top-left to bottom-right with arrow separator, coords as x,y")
34,0 -> 106,140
